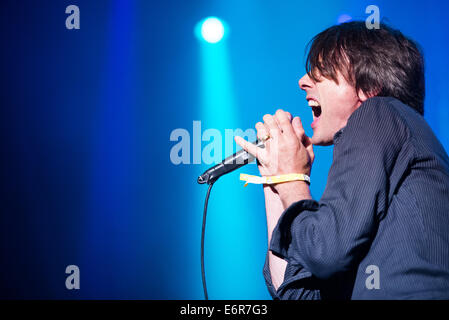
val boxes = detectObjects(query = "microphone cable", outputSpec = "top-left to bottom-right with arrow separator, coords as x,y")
201,181 -> 215,300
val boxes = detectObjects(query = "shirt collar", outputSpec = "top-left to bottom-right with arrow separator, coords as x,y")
332,98 -> 371,145
333,127 -> 345,145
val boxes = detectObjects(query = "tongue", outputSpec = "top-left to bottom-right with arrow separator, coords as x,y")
311,117 -> 320,128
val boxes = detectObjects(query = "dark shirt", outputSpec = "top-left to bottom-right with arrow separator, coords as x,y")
263,96 -> 449,299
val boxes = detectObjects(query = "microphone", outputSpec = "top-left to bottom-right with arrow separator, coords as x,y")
197,139 -> 265,184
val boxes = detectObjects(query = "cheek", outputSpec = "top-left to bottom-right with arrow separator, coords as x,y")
319,85 -> 342,116
322,83 -> 358,118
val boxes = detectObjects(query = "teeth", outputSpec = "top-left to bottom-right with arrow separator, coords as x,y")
308,100 -> 320,107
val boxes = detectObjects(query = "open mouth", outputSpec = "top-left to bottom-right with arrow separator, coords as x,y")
308,99 -> 321,128
308,99 -> 322,117
312,106 -> 322,117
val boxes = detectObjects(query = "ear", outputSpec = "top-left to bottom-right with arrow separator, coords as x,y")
357,89 -> 378,102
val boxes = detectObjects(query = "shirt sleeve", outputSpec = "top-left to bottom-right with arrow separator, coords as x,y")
268,97 -> 412,286
262,200 -> 322,300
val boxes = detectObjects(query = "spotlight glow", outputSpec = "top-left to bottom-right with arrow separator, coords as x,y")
200,17 -> 225,43
337,14 -> 352,24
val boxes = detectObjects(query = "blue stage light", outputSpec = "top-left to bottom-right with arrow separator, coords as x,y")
198,17 -> 226,44
337,14 -> 352,24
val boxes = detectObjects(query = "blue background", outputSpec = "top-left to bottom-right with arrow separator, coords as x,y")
1,0 -> 448,299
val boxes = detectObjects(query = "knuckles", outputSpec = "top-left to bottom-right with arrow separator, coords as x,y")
262,114 -> 272,122
275,109 -> 284,116
253,111 -> 311,174
255,122 -> 265,130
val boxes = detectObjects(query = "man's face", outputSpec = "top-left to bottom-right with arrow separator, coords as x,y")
298,71 -> 367,146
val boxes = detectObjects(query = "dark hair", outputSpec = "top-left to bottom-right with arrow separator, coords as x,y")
305,21 -> 425,115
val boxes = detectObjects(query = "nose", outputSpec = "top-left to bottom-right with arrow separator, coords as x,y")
298,73 -> 313,91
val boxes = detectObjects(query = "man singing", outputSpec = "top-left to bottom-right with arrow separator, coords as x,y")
235,21 -> 449,299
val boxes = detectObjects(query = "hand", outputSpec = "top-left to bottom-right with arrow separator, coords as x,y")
235,109 -> 314,179
235,110 -> 314,289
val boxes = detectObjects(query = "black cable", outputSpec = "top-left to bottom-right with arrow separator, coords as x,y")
201,181 -> 214,300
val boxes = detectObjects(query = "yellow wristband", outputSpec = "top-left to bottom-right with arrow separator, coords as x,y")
240,173 -> 310,187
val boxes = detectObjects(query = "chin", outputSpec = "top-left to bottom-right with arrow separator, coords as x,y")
311,134 -> 334,146
312,141 -> 333,146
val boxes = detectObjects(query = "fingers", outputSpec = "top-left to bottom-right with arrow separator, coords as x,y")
304,135 -> 315,163
237,111 -> 314,176
255,122 -> 269,141
292,116 -> 306,140
274,109 -> 295,136
234,136 -> 267,163
262,114 -> 280,139
238,111 -> 306,166
292,116 -> 315,163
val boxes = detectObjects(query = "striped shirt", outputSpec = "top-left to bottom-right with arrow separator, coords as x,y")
263,96 -> 449,299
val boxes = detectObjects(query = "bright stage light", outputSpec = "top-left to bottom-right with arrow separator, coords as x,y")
337,14 -> 352,24
200,17 -> 225,43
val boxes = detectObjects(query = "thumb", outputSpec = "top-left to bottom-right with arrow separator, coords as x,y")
303,135 -> 315,164
293,117 -> 315,163
292,116 -> 305,140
